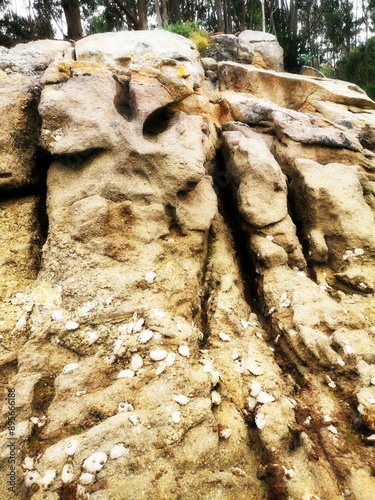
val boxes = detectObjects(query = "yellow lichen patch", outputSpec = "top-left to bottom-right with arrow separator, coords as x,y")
56,62 -> 71,73
70,61 -> 111,76
175,65 -> 189,78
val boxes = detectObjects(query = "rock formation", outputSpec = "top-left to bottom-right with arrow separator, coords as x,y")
0,30 -> 374,500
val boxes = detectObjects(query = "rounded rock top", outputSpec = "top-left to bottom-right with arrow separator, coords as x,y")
239,30 -> 278,43
74,30 -> 203,86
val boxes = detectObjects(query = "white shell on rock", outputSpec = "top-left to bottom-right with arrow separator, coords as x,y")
171,411 -> 181,423
219,426 -> 232,439
129,414 -> 139,425
110,443 -> 129,459
117,369 -> 135,379
24,301 -> 34,313
62,363 -> 78,374
51,310 -> 63,321
247,397 -> 257,411
118,402 -> 134,412
25,471 -> 40,487
247,361 -> 264,376
30,415 -> 47,427
173,394 -> 190,405
282,466 -> 295,479
165,352 -> 176,366
138,329 -> 153,344
83,452 -> 108,473
257,391 -> 275,404
241,319 -> 250,329
327,424 -> 338,435
65,439 -> 78,456
178,345 -> 190,357
65,320 -> 80,331
87,330 -> 99,344
23,456 -> 36,470
15,316 -> 27,330
130,354 -> 143,371
145,271 -> 157,283
211,391 -> 221,405
343,343 -> 354,355
250,382 -> 262,397
133,318 -> 145,333
152,308 -> 166,318
219,332 -> 232,342
78,301 -> 95,315
61,464 -> 74,483
79,472 -> 96,485
150,349 -> 167,361
39,470 -> 56,488
255,413 -> 266,429
113,339 -> 125,356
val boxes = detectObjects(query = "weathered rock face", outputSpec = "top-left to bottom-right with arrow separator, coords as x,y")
1,30 -> 375,500
209,30 -> 284,71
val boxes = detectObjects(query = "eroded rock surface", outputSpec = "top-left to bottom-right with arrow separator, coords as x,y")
1,30 -> 375,500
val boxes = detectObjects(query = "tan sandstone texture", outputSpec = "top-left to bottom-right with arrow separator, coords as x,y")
0,30 -> 374,500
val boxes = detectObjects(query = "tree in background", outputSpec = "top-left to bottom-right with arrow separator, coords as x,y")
0,0 -> 374,100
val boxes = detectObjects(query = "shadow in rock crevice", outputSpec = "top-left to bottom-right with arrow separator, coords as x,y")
212,147 -> 267,320
212,146 -> 309,388
143,105 -> 176,139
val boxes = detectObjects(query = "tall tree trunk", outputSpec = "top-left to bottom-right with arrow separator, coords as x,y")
154,0 -> 162,27
249,0 -> 253,29
61,0 -> 83,39
161,0 -> 169,25
228,10 -> 233,33
291,0 -> 297,36
261,0 -> 266,32
112,0 -> 142,29
223,0 -> 229,33
268,0 -> 276,34
170,0 -> 180,22
240,0 -> 246,31
137,0 -> 148,29
216,0 -> 224,32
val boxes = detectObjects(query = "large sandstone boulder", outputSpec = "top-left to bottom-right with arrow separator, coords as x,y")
218,61 -> 375,110
1,30 -> 375,500
239,30 -> 284,71
209,30 -> 284,71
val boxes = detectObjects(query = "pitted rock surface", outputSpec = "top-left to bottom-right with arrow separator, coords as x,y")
1,30 -> 375,500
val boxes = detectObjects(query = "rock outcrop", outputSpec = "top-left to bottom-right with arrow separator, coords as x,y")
0,30 -> 375,500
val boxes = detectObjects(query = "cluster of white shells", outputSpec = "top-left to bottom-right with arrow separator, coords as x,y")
247,382 -> 276,430
113,312 -> 192,378
24,439 -> 130,490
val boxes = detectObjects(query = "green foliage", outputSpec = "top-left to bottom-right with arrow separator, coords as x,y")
298,53 -> 312,65
165,21 -> 201,38
189,30 -> 211,55
318,63 -> 336,79
0,12 -> 32,47
165,21 -> 211,56
335,36 -> 375,100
